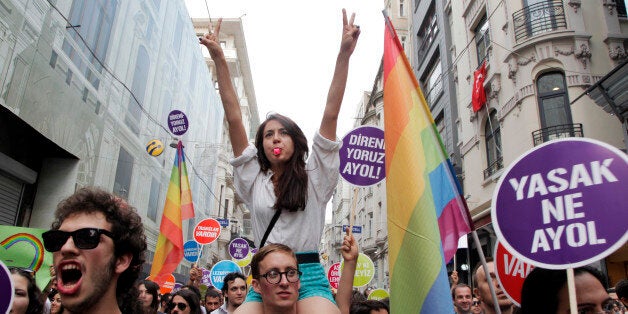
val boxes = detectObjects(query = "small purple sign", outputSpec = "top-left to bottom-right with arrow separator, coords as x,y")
492,138 -> 628,269
173,282 -> 183,292
339,126 -> 386,186
201,268 -> 211,286
168,110 -> 189,136
0,261 -> 13,313
229,238 -> 250,260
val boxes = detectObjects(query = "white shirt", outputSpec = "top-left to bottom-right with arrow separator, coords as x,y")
231,131 -> 340,252
210,303 -> 228,314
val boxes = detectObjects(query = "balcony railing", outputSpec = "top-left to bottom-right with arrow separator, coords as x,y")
483,156 -> 503,180
513,0 -> 567,43
424,81 -> 443,108
532,123 -> 584,146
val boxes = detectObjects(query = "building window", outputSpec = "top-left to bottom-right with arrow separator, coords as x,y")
62,0 -> 119,89
368,212 -> 373,238
484,110 -> 502,179
114,146 -> 133,199
536,72 -> 572,129
474,15 -> 490,67
189,60 -> 198,90
147,177 -> 160,222
161,91 -> 172,126
146,15 -> 155,42
521,0 -> 567,39
187,218 -> 195,241
243,213 -> 252,235
400,0 -> 405,17
422,57 -> 443,107
125,46 -> 150,136
619,0 -> 627,18
435,112 -> 450,154
417,4 -> 438,61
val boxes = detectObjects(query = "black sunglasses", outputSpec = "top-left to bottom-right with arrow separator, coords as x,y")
42,228 -> 114,252
170,302 -> 188,311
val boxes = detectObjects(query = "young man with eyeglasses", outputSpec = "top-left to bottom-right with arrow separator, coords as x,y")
240,229 -> 358,314
248,243 -> 302,314
213,272 -> 247,314
42,187 -> 147,314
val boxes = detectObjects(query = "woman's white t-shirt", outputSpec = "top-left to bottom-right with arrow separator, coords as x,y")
230,132 -> 340,252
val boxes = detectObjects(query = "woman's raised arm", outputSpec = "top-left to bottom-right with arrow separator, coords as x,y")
200,18 -> 249,156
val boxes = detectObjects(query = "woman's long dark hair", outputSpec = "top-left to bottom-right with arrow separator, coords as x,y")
9,267 -> 44,314
48,289 -> 64,314
255,113 -> 309,212
169,289 -> 201,314
138,280 -> 160,313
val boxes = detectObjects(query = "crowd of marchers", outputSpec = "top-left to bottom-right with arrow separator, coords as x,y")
450,259 -> 628,314
11,187 -> 628,314
9,187 -> 389,314
7,5 -> 628,314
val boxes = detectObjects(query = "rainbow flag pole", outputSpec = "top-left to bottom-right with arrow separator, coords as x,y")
149,140 -> 195,285
382,12 -> 478,313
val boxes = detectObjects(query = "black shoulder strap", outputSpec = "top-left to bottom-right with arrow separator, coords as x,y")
259,208 -> 282,248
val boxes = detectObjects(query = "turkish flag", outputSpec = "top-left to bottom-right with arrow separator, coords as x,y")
472,61 -> 487,112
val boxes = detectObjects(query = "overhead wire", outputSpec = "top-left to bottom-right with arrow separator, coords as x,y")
44,0 -> 229,215
420,0 -> 606,108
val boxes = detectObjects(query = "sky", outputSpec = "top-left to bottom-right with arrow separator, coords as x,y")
184,0 -> 386,140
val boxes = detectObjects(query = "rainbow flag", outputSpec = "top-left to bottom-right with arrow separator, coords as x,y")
149,141 -> 195,285
383,16 -> 473,313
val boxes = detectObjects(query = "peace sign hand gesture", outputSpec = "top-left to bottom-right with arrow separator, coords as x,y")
199,18 -> 223,58
340,8 -> 361,57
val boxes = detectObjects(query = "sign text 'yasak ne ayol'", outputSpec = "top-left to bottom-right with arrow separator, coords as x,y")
492,138 -> 628,269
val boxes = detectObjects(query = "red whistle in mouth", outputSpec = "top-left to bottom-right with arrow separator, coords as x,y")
273,148 -> 281,156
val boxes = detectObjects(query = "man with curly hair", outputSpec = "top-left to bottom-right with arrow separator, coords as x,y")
42,187 -> 147,313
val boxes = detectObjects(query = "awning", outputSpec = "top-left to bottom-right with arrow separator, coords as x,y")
572,59 -> 628,123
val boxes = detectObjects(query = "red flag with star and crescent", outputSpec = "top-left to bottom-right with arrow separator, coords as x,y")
472,61 -> 487,112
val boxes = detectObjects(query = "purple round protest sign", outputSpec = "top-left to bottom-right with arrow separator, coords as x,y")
0,261 -> 13,313
201,268 -> 211,286
229,238 -> 250,260
339,126 -> 386,187
492,138 -> 628,269
173,282 -> 183,292
168,110 -> 189,136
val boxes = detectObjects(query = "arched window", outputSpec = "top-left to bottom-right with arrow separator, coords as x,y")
536,71 -> 572,129
484,109 -> 502,179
